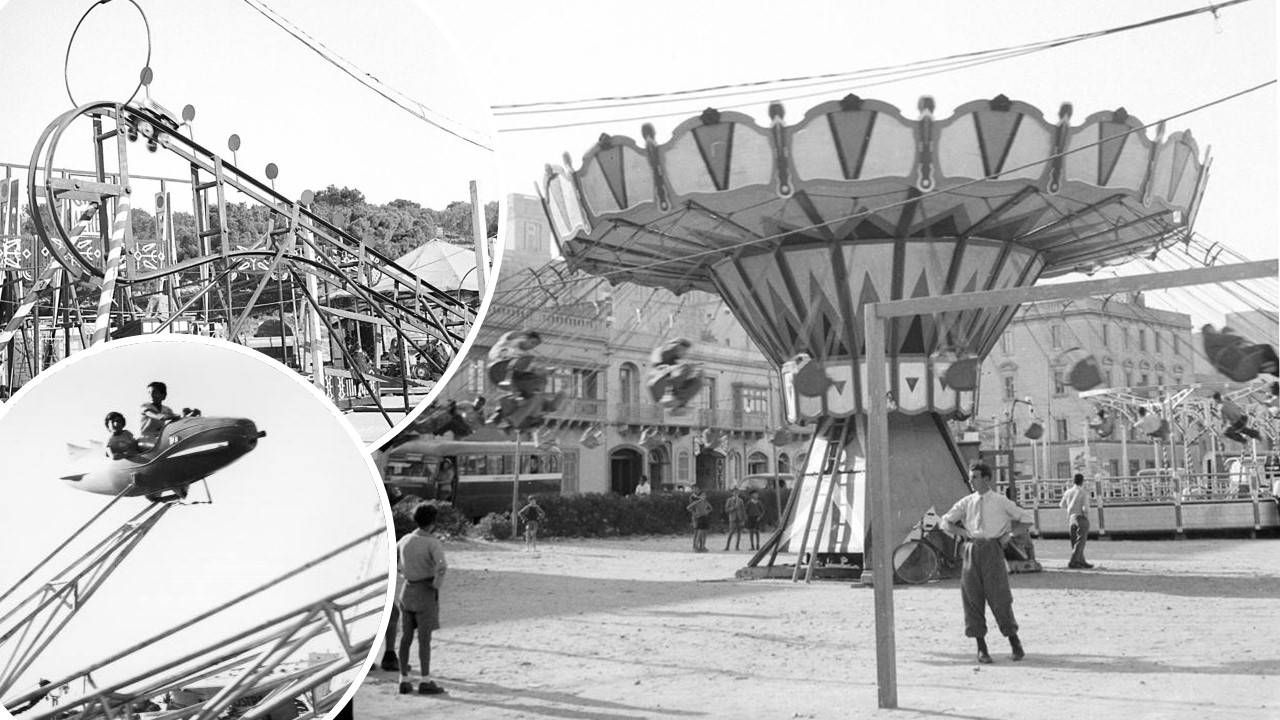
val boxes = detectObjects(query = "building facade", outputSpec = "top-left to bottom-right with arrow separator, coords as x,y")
975,293 -> 1199,482
434,194 -> 808,496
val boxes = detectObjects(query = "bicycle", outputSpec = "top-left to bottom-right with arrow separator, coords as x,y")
891,513 -> 964,585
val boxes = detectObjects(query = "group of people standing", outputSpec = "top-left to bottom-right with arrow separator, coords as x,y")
686,487 -> 767,552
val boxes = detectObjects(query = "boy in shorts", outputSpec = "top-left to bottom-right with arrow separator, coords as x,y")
397,504 -> 447,695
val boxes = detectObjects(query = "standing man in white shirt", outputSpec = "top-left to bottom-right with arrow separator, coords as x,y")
940,462 -> 1033,664
1060,473 -> 1094,569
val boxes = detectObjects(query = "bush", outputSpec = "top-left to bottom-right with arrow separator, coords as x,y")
476,511 -> 513,540
530,488 -> 791,539
390,497 -> 470,540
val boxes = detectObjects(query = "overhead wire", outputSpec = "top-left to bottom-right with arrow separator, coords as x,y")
494,0 -> 1254,115
494,0 -> 1255,131
237,0 -> 494,152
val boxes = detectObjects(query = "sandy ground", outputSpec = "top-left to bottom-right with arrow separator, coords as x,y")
354,532 -> 1279,720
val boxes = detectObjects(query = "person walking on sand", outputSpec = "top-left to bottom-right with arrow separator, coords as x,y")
397,504 -> 447,695
723,488 -> 747,551
744,491 -> 766,550
517,496 -> 547,550
1060,473 -> 1094,569
940,462 -> 1033,664
687,489 -> 712,552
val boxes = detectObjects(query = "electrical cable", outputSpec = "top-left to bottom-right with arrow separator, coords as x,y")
238,0 -> 494,152
494,0 -> 1253,115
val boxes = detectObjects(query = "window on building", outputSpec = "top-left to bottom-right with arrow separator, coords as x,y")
1122,327 -> 1130,349
1108,459 -> 1120,477
728,451 -> 742,486
1053,370 -> 1066,395
1001,331 -> 1013,354
1102,324 -> 1110,347
778,452 -> 791,475
619,363 -> 638,404
1154,332 -> 1162,353
1156,375 -> 1164,387
467,359 -> 486,394
1128,460 -> 1141,477
519,220 -> 542,251
1056,461 -> 1071,479
1003,376 -> 1016,401
1104,370 -> 1113,387
1174,376 -> 1182,387
1056,418 -> 1068,442
1139,374 -> 1149,388
748,451 -> 769,475
1124,371 -> 1133,388
1050,325 -> 1062,349
571,368 -> 600,399
677,451 -> 690,483
1173,334 -> 1181,356
1138,329 -> 1147,352
701,377 -> 718,409
736,385 -> 769,414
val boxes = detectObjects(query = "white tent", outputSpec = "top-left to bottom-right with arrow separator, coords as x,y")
379,240 -> 478,293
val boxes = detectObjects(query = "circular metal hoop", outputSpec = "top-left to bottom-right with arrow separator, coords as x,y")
64,0 -> 153,108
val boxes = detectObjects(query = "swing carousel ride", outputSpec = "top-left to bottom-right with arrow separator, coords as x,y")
0,2 -> 479,427
539,93 -> 1215,566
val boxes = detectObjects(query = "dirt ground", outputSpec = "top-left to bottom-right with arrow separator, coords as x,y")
354,531 -> 1279,720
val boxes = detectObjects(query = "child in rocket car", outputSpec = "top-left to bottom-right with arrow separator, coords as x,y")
104,412 -> 139,460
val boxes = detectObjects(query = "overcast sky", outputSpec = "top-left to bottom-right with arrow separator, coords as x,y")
0,0 -> 496,209
0,336 -> 389,694
427,0 -> 1277,328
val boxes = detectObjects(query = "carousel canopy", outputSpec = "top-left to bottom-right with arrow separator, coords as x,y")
540,95 -> 1209,420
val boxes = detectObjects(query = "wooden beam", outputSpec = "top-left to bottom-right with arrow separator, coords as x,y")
871,260 -> 1276,318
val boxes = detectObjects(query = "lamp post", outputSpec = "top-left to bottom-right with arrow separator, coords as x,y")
1005,396 -> 1039,500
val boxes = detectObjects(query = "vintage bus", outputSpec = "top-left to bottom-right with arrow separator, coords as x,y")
380,438 -> 563,520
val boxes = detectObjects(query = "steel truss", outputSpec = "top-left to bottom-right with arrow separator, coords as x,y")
1,100 -> 478,424
2,526 -> 385,720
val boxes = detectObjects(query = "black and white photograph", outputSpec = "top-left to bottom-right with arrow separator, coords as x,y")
1,1 -> 1278,719
356,1 -> 1278,719
0,0 -> 498,442
0,335 -> 389,720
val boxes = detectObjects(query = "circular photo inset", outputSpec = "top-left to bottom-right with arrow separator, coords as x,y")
0,0 -> 498,442
0,336 -> 391,720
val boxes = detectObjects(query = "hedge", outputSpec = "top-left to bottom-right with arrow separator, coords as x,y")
530,488 -> 790,539
388,486 -> 791,541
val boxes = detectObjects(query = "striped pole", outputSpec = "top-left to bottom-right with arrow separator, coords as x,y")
91,195 -> 129,345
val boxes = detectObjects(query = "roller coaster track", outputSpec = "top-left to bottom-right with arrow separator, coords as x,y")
3,100 -> 479,422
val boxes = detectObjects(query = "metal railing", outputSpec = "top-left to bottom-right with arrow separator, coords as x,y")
1006,467 -> 1278,537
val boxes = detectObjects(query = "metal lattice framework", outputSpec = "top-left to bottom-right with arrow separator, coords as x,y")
0,511 -> 385,720
0,100 -> 478,424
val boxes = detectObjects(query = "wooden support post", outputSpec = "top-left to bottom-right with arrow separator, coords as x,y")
470,180 -> 487,300
864,303 -> 896,709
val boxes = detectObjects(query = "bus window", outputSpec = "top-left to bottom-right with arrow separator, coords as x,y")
496,454 -> 514,475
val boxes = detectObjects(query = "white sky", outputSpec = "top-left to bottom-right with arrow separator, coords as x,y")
428,0 -> 1277,327
0,0 -> 496,209
0,336 -> 389,693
